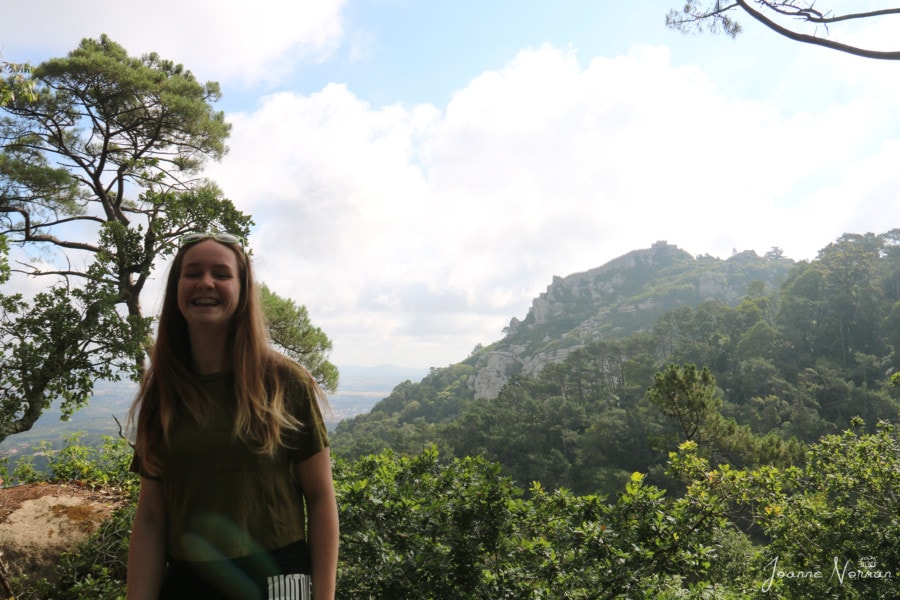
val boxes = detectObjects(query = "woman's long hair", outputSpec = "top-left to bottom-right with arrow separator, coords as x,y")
128,237 -> 324,476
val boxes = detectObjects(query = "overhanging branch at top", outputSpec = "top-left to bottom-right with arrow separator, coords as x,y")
667,0 -> 900,59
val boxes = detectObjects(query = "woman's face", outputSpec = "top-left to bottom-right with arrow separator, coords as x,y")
177,239 -> 242,335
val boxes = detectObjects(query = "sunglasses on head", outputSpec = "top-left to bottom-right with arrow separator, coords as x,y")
180,232 -> 246,252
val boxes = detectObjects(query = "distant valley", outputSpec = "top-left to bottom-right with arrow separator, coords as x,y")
0,364 -> 427,463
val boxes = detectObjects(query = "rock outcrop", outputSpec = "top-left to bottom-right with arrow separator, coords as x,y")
470,242 -> 793,399
0,482 -> 125,586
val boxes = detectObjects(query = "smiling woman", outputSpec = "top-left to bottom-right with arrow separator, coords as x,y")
127,232 -> 339,600
176,239 -> 243,367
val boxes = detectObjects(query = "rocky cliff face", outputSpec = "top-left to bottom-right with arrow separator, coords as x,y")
470,242 -> 792,399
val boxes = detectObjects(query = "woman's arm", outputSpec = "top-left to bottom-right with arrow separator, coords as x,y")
127,477 -> 168,599
294,448 -> 339,600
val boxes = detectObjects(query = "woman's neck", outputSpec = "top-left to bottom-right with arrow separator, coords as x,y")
188,328 -> 231,375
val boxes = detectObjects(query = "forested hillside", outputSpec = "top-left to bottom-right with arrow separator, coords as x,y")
332,231 -> 900,496
9,230 -> 900,599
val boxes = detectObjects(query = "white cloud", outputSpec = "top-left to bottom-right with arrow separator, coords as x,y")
205,42 -> 898,367
0,0 -> 346,85
4,4 -> 898,369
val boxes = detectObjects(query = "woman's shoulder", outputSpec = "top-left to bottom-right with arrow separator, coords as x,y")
267,354 -> 318,398
268,354 -> 308,381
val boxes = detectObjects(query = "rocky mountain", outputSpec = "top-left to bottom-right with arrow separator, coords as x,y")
469,241 -> 794,398
330,239 -> 800,455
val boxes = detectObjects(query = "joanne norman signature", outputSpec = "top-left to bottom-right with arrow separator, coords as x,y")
763,556 -> 894,592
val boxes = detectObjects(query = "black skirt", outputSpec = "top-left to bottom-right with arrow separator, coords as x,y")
158,540 -> 311,600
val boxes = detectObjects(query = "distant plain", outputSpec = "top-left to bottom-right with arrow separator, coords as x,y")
0,364 -> 427,465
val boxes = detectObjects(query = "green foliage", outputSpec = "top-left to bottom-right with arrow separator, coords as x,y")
331,363 -> 475,457
260,283 -> 339,393
749,422 -> 900,598
667,423 -> 900,598
0,35 -> 254,444
335,447 -> 518,598
777,234 -> 888,370
333,231 -> 900,500
647,364 -> 720,443
0,282 -> 140,441
0,59 -> 34,105
338,438 -> 900,598
334,446 -> 748,598
6,232 -> 900,596
10,432 -> 139,496
8,427 -> 900,598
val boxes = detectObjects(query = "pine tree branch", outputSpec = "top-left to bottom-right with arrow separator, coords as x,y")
738,0 -> 900,59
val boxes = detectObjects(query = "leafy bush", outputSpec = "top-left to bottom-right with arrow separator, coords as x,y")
7,426 -> 899,598
10,432 -> 138,497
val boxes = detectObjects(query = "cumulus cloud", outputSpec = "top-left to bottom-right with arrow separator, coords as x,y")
0,0 -> 346,85
205,43 -> 897,367
3,5 -> 897,368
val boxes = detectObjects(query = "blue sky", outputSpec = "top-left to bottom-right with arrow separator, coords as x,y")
2,1 -> 899,369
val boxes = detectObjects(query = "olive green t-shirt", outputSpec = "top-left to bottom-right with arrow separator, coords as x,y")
135,370 -> 329,561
